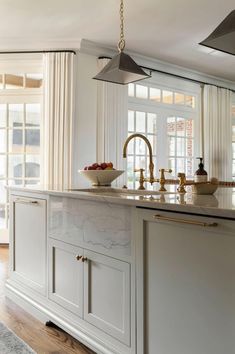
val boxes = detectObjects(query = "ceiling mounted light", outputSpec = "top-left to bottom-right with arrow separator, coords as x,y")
93,0 -> 150,85
199,10 -> 235,56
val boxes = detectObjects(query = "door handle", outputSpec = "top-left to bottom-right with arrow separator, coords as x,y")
153,214 -> 218,227
15,198 -> 39,205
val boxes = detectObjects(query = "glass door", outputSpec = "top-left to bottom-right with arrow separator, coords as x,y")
0,99 -> 41,243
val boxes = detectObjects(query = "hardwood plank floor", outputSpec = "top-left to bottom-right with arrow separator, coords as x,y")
0,245 -> 95,354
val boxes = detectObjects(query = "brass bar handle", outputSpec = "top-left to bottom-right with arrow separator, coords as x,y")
81,257 -> 88,262
153,214 -> 218,227
15,198 -> 39,205
76,255 -> 82,261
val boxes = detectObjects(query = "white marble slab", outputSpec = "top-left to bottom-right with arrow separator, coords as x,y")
8,185 -> 235,219
49,196 -> 132,256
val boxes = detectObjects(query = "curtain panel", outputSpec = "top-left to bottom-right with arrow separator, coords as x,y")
96,58 -> 128,186
203,85 -> 232,181
43,52 -> 75,189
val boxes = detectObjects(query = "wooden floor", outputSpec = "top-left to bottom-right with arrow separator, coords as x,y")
0,245 -> 95,354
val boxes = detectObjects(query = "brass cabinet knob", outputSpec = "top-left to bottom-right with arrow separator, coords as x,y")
81,257 -> 88,262
76,255 -> 82,261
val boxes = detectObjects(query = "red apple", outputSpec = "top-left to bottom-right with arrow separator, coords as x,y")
101,162 -> 107,170
96,166 -> 102,170
84,166 -> 88,170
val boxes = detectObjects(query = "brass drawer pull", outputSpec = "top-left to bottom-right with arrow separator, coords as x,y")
81,257 -> 88,262
153,214 -> 218,227
75,255 -> 82,261
15,198 -> 39,205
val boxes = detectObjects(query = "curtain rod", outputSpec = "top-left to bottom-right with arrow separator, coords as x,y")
0,50 -> 76,55
99,56 -> 235,93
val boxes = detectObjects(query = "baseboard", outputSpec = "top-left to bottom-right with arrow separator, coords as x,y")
5,282 -> 123,354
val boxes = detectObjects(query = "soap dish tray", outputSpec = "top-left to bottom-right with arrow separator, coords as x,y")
191,181 -> 218,195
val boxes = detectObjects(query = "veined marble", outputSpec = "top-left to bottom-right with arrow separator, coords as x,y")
49,196 -> 132,256
8,185 -> 235,219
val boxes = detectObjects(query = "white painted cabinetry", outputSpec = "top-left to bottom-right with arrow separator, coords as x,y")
48,239 -> 84,317
9,190 -> 235,354
136,209 -> 235,354
83,250 -> 131,345
48,239 -> 131,346
8,192 -> 134,354
10,194 -> 47,296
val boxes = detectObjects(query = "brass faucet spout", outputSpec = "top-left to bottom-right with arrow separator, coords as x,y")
123,133 -> 155,183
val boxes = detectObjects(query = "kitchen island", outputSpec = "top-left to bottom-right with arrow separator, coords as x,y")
6,186 -> 235,354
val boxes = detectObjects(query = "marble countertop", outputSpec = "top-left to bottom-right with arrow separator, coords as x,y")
8,185 -> 235,219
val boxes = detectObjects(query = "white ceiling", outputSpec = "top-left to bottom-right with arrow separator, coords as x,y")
0,0 -> 235,81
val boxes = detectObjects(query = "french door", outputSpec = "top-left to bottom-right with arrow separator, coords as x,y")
0,95 -> 41,243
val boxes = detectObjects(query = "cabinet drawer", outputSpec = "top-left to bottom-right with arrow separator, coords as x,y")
84,250 -> 131,346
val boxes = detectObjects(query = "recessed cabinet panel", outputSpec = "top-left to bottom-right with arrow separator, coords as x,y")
84,250 -> 131,345
49,239 -> 83,317
144,216 -> 235,354
12,196 -> 46,295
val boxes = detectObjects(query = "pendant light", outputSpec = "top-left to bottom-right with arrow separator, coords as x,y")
93,0 -> 150,85
199,10 -> 235,56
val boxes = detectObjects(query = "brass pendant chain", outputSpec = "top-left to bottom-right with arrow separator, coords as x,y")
118,0 -> 126,52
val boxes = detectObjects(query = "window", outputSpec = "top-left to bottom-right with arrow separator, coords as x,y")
0,65 -> 43,234
127,77 -> 200,189
167,117 -> 194,177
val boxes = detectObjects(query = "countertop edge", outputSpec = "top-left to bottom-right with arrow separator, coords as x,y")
7,186 -> 235,220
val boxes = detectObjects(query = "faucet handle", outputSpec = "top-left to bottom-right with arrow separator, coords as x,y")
158,168 -> 172,192
177,172 -> 186,194
159,168 -> 172,174
134,168 -> 145,190
134,168 -> 145,172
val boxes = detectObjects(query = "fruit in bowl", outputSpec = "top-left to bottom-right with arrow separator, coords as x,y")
79,162 -> 123,186
84,162 -> 114,171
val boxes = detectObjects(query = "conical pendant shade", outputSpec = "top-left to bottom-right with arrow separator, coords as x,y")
200,10 -> 235,55
93,52 -> 150,85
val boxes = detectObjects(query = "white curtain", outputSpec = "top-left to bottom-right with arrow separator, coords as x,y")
96,58 -> 128,186
43,52 -> 75,189
203,85 -> 232,180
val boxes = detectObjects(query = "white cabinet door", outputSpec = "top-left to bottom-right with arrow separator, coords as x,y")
138,209 -> 235,354
48,239 -> 84,318
84,250 -> 131,346
11,196 -> 47,295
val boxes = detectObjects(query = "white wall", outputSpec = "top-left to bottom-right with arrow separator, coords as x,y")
72,52 -> 98,188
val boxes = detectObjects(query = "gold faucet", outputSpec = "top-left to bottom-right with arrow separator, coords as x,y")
123,133 -> 172,191
123,134 -> 155,185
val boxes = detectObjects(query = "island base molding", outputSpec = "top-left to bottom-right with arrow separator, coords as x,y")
5,281 -> 129,354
